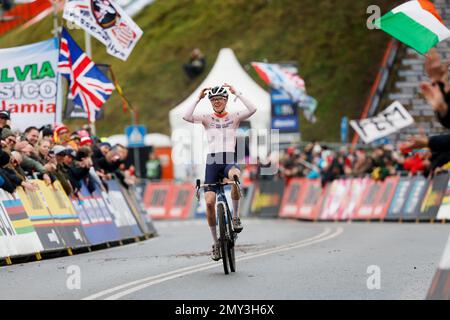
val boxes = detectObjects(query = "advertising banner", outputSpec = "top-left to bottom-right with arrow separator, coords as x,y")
319,179 -> 351,221
240,184 -> 255,218
0,189 -> 43,258
352,180 -> 378,220
168,183 -> 196,219
76,182 -> 120,244
351,177 -> 399,220
386,177 -> 412,220
339,178 -> 371,220
36,180 -> 89,248
16,186 -> 66,250
121,185 -> 156,234
437,177 -> 450,221
143,182 -> 175,219
0,38 -> 59,131
251,180 -> 284,218
279,178 -> 305,218
371,176 -> 399,220
418,173 -> 449,221
132,184 -> 156,233
296,179 -> 323,220
401,175 -> 429,221
104,180 -> 142,238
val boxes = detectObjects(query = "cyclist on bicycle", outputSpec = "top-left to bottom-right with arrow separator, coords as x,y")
183,83 -> 257,260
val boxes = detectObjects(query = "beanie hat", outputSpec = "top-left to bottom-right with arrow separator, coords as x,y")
80,136 -> 93,147
54,124 -> 69,135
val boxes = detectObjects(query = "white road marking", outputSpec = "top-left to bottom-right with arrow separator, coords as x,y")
83,226 -> 343,300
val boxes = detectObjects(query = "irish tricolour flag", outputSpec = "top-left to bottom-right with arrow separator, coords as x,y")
376,0 -> 450,54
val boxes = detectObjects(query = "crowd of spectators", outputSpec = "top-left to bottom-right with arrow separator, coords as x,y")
244,48 -> 450,187
272,142 -> 436,187
0,113 -> 136,197
242,141 -> 436,187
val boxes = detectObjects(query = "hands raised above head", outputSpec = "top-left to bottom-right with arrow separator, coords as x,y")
420,81 -> 447,114
198,87 -> 212,100
222,83 -> 236,94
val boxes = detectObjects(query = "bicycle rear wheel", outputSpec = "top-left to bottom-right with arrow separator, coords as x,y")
226,210 -> 236,272
217,202 -> 229,275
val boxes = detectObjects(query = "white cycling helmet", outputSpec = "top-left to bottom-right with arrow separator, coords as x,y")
208,86 -> 229,100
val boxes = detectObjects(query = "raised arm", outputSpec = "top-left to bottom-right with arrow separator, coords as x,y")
223,83 -> 257,121
182,87 -> 210,123
401,133 -> 450,153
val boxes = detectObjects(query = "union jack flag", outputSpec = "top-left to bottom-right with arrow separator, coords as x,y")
58,28 -> 114,122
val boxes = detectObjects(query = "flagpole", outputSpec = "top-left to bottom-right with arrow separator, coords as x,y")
51,0 -> 59,38
52,0 -> 63,125
83,31 -> 96,136
85,32 -> 92,57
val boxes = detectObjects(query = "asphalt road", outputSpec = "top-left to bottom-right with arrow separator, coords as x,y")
0,218 -> 449,300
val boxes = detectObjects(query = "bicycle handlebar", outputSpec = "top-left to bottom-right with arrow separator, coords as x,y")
195,176 -> 242,200
197,180 -> 239,189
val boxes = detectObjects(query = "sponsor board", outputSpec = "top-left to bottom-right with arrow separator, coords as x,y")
143,182 -> 175,219
35,180 -> 89,248
419,173 -> 449,221
401,176 -> 429,221
76,182 -> 120,244
279,178 -> 305,218
16,185 -> 66,250
251,180 -> 284,218
296,179 -> 323,220
386,177 -> 412,220
104,180 -> 143,237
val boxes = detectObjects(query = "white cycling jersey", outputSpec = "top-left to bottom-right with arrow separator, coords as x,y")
183,94 -> 257,154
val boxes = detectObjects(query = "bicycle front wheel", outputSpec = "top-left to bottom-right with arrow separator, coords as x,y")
217,202 -> 229,275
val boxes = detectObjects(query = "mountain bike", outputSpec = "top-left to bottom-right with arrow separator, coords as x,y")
196,175 -> 242,274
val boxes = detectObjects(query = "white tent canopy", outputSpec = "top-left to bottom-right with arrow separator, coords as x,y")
169,48 -> 271,181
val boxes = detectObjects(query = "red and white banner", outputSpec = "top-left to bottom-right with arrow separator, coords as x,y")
318,179 -> 351,221
279,178 -> 306,218
296,179 -> 324,220
339,178 -> 372,220
168,184 -> 196,219
372,176 -> 400,219
143,182 -> 196,220
143,182 -> 175,219
353,176 -> 399,220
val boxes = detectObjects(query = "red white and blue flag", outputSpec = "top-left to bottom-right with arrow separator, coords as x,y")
58,28 -> 114,122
